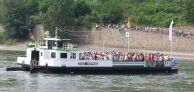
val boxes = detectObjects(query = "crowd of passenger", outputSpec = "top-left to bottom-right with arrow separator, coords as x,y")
95,24 -> 194,39
79,51 -> 169,61
79,51 -> 170,67
79,52 -> 112,60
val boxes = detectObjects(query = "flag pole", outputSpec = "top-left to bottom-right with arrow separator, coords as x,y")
126,32 -> 130,52
169,20 -> 173,58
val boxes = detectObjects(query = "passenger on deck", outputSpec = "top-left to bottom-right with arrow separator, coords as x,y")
124,54 -> 128,61
139,53 -> 144,61
103,52 -> 108,60
108,52 -> 112,60
146,53 -> 153,67
118,52 -> 123,61
159,54 -> 164,66
136,53 -> 140,61
89,53 -> 92,60
151,53 -> 156,67
112,54 -> 117,61
164,55 -> 169,61
153,53 -> 158,66
127,53 -> 132,61
132,53 -> 136,61
154,53 -> 159,67
92,53 -> 95,60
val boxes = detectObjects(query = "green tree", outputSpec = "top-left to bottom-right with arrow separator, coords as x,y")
72,0 -> 92,28
129,0 -> 187,27
1,0 -> 194,41
0,0 -> 36,39
185,0 -> 194,23
26,0 -> 41,25
91,0 -> 124,24
42,0 -> 74,35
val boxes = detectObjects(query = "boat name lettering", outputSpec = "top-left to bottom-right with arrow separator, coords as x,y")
78,62 -> 98,65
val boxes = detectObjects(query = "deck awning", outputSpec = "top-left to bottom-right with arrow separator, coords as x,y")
43,38 -> 71,41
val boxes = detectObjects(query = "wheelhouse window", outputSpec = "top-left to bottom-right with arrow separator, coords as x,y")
60,53 -> 67,59
51,52 -> 56,58
70,53 -> 76,59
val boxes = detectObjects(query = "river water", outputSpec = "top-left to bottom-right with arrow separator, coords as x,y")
0,51 -> 194,92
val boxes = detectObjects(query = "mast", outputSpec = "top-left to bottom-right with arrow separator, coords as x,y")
169,20 -> 173,58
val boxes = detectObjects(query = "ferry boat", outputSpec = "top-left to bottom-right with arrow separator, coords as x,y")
15,31 -> 178,74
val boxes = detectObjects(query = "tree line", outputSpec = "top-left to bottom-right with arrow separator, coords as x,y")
0,0 -> 194,39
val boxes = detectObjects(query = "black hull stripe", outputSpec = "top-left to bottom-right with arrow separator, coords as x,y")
22,66 -> 178,74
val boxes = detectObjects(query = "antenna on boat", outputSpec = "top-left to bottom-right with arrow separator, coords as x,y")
55,27 -> 58,38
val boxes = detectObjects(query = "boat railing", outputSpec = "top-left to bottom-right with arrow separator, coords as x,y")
111,52 -> 174,67
44,43 -> 78,51
57,47 -> 78,51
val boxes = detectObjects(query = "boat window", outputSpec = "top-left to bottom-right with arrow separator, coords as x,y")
48,41 -> 52,49
60,53 -> 67,59
70,53 -> 76,59
58,41 -> 63,48
41,52 -> 43,56
53,41 -> 57,47
51,52 -> 56,58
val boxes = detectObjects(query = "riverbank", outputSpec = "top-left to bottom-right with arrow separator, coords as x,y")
0,42 -> 25,52
0,42 -> 193,60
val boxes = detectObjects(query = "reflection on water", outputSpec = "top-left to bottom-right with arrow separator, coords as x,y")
0,52 -> 193,92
